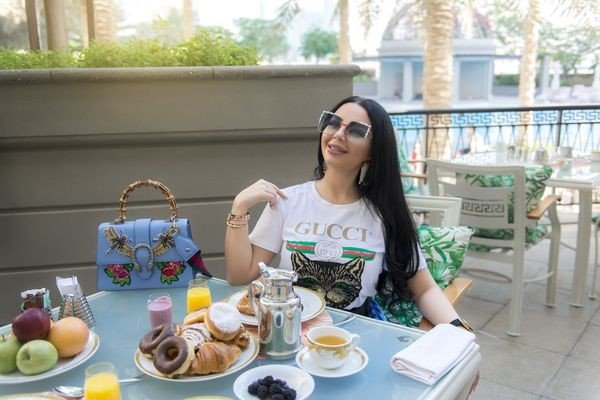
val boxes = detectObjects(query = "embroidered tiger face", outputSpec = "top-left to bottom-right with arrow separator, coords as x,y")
291,251 -> 364,309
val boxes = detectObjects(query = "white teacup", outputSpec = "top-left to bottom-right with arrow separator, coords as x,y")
305,326 -> 360,369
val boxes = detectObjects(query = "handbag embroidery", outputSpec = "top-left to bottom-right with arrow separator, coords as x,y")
104,264 -> 134,287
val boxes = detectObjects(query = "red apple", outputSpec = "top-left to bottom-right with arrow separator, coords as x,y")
11,308 -> 51,343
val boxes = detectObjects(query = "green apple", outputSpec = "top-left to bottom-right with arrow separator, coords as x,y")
16,340 -> 58,375
0,334 -> 22,373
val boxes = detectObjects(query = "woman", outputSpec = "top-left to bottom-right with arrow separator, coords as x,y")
224,96 -> 466,327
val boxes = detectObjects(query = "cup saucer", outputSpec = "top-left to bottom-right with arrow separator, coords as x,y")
295,346 -> 369,378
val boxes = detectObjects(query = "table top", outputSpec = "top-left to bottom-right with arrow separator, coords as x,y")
453,152 -> 600,190
1,279 -> 480,400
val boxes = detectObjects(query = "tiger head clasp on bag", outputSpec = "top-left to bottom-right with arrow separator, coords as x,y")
103,224 -> 181,274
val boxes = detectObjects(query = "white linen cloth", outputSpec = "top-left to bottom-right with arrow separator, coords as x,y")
390,323 -> 477,385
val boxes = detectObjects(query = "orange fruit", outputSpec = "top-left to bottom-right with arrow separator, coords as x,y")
47,317 -> 89,358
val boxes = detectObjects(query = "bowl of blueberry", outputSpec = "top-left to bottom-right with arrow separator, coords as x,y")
233,365 -> 315,400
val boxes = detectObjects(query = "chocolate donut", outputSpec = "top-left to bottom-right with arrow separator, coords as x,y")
138,323 -> 177,357
153,336 -> 195,377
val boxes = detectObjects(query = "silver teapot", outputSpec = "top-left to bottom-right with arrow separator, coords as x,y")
249,262 -> 303,359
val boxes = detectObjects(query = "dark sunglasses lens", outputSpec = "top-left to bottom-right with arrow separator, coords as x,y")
346,122 -> 369,139
320,114 -> 341,133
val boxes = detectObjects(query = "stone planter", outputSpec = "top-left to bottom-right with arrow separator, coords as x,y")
0,65 -> 359,323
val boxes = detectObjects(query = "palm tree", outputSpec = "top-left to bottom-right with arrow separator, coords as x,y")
422,0 -> 454,109
276,0 -> 379,64
338,0 -> 351,64
518,0 -> 540,107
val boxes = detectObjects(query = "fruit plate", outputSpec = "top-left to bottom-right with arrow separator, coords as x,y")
225,287 -> 325,326
0,331 -> 100,384
134,335 -> 259,382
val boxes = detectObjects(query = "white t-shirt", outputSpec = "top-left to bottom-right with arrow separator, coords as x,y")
249,181 -> 425,310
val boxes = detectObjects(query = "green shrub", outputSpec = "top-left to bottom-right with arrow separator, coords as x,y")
0,29 -> 260,69
0,49 -> 76,69
176,29 -> 260,66
78,40 -> 179,67
494,74 -> 519,86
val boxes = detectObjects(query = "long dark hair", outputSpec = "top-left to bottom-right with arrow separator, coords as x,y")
314,96 -> 420,301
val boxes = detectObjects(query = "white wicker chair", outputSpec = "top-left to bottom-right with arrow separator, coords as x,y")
426,159 -> 561,336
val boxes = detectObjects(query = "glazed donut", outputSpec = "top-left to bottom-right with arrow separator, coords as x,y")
205,302 -> 242,341
153,336 -> 195,378
138,323 -> 178,357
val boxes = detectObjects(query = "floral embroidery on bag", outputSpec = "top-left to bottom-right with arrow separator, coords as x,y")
104,263 -> 134,287
158,261 -> 186,284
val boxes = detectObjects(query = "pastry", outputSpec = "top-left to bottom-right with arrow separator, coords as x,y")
138,323 -> 180,358
236,294 -> 255,316
187,341 -> 241,375
183,308 -> 207,325
205,302 -> 242,341
152,335 -> 195,378
180,323 -> 213,348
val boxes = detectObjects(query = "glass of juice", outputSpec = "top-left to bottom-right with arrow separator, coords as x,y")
147,293 -> 172,328
187,276 -> 212,313
84,362 -> 121,400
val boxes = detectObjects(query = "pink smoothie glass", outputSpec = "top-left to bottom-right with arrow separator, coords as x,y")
147,293 -> 172,328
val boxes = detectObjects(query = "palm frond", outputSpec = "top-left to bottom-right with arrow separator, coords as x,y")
274,0 -> 301,31
359,0 -> 381,37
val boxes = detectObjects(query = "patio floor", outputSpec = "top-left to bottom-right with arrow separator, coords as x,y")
459,204 -> 600,400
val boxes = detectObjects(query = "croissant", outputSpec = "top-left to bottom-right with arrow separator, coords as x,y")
187,342 -> 241,375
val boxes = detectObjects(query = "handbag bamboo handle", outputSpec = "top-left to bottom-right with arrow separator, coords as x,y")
116,179 -> 178,222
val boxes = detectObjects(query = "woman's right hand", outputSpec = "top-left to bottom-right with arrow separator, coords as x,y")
231,179 -> 287,214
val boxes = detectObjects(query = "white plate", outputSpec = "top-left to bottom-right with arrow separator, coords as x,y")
233,364 -> 314,400
134,336 -> 259,382
0,331 -> 100,384
226,287 -> 325,326
0,394 -> 64,400
295,346 -> 368,378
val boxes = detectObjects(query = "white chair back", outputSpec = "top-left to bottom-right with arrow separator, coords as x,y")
406,195 -> 462,226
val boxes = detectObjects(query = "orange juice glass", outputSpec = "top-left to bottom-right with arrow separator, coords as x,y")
84,362 -> 121,400
187,277 -> 212,313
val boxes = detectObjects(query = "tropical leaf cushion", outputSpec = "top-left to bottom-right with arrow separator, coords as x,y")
461,166 -> 552,249
370,225 -> 473,327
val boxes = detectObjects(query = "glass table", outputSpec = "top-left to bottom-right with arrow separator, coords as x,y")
454,152 -> 600,307
1,279 -> 480,399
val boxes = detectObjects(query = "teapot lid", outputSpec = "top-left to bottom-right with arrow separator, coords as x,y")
258,262 -> 297,282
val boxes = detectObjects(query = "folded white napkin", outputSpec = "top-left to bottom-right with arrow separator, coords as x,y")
390,323 -> 477,385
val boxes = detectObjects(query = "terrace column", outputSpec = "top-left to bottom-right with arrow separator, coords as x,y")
402,61 -> 413,102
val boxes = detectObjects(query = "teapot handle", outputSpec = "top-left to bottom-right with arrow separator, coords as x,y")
248,281 -> 264,317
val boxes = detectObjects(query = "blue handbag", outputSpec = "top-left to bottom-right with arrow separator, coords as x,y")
96,179 -> 210,291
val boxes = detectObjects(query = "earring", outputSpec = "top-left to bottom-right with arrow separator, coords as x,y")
359,161 -> 370,185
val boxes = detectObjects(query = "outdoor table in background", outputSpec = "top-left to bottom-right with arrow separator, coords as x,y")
453,152 -> 600,307
1,278 -> 480,400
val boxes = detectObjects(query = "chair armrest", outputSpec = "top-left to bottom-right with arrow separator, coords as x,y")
417,278 -> 473,331
444,277 -> 473,304
401,172 -> 428,180
527,194 -> 560,220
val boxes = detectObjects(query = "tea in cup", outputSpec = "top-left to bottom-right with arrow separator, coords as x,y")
306,326 -> 360,369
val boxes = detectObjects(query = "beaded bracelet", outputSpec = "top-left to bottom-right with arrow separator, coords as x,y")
226,212 -> 250,228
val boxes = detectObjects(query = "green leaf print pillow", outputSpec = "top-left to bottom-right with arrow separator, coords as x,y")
461,166 -> 552,248
371,225 -> 473,327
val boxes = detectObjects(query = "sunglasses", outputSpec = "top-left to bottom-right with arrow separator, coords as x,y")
318,111 -> 372,143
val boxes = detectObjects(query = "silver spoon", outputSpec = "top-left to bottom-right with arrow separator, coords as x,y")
54,375 -> 145,398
